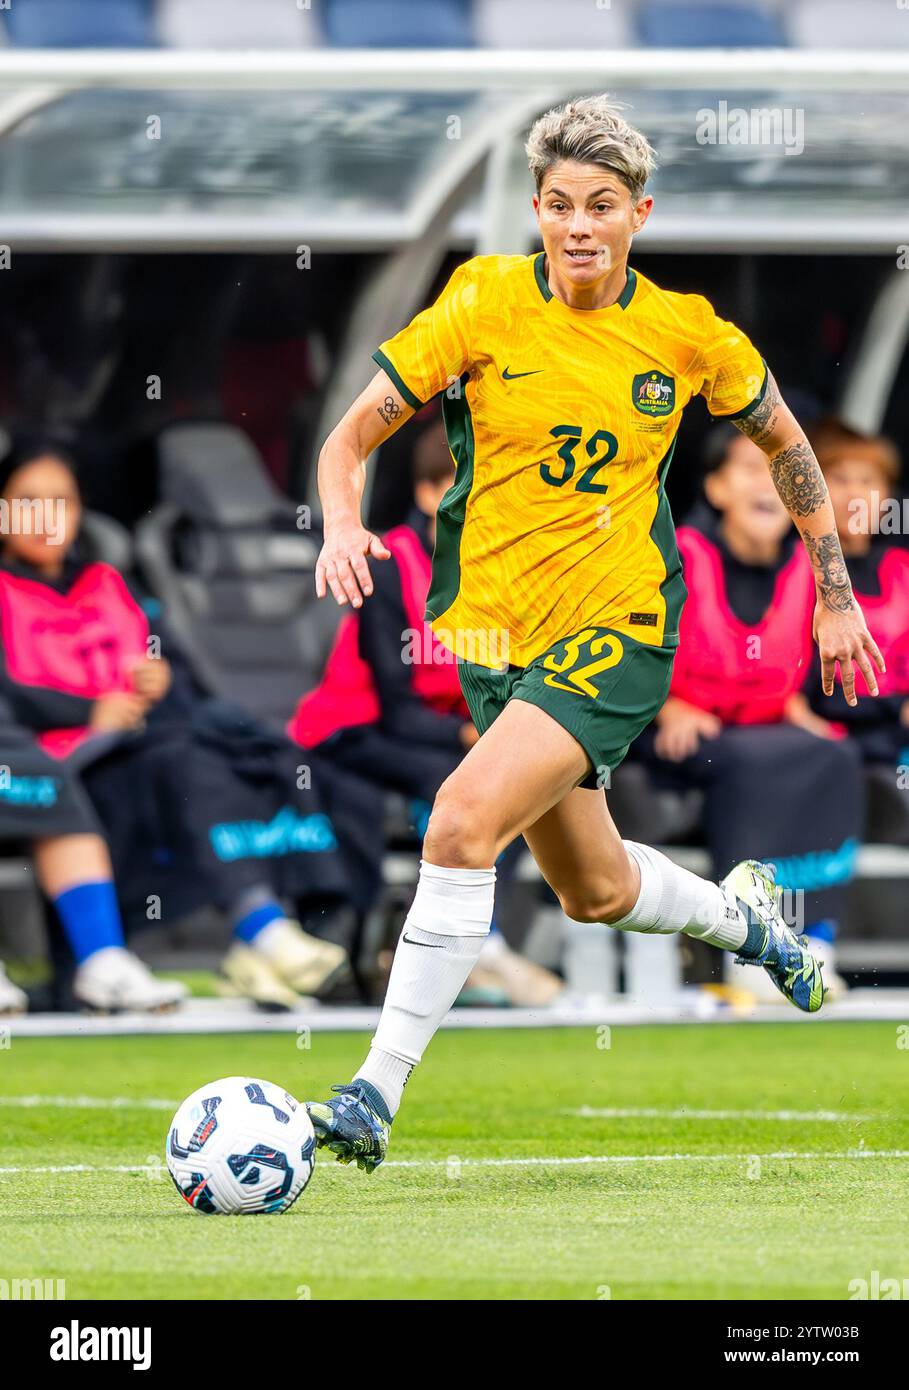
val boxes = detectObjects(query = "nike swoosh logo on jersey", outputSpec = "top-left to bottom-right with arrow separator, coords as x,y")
401,932 -> 445,948
502,366 -> 543,380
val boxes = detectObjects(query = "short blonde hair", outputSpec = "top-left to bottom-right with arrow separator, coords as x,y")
526,95 -> 656,202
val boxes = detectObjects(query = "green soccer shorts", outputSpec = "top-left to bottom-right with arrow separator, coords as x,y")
458,626 -> 676,791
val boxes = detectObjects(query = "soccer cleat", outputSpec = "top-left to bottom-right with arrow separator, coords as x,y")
73,946 -> 188,1013
720,859 -> 825,1014
0,960 -> 27,1015
306,1081 -> 391,1174
803,929 -> 848,1002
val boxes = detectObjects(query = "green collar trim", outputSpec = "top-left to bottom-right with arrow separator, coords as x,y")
533,253 -> 636,310
617,266 -> 637,310
533,251 -> 553,302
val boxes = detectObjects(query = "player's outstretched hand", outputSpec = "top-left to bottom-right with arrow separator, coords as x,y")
315,525 -> 391,608
813,600 -> 885,707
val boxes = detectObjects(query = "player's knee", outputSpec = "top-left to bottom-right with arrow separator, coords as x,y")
558,879 -> 636,925
557,892 -> 599,924
423,783 -> 497,869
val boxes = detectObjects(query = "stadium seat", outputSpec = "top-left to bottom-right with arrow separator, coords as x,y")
79,509 -> 134,573
320,0 -> 473,48
157,0 -> 320,49
475,0 -> 633,48
864,766 -> 909,847
789,0 -> 909,48
1,0 -> 157,47
636,1 -> 788,47
134,423 -> 339,730
609,762 -> 706,847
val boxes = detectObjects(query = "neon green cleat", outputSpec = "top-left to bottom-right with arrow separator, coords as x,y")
306,1081 -> 391,1174
721,859 -> 825,1014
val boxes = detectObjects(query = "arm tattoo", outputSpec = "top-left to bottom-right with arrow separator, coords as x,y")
767,440 -> 829,517
735,373 -> 826,518
376,395 -> 402,427
731,371 -> 783,448
802,530 -> 855,614
733,369 -> 854,613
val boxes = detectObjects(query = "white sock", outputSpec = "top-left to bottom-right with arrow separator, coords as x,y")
612,841 -> 746,950
355,861 -> 496,1116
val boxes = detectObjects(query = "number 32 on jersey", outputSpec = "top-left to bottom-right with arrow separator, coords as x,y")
542,629 -> 625,697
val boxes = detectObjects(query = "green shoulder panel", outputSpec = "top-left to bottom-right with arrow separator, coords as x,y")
425,375 -> 475,622
649,433 -> 687,646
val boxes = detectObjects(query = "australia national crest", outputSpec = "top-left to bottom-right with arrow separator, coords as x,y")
632,370 -> 675,417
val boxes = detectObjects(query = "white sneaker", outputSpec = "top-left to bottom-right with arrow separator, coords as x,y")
250,918 -> 349,997
475,933 -> 563,1007
219,943 -> 304,1012
0,961 -> 27,1014
73,947 -> 188,1013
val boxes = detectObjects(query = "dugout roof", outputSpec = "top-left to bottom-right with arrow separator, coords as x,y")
0,49 -> 905,252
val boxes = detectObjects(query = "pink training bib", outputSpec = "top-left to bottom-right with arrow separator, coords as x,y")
288,525 -> 467,748
670,526 -> 816,725
0,562 -> 149,757
850,547 -> 909,698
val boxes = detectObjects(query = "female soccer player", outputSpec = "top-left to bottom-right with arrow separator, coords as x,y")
306,97 -> 885,1172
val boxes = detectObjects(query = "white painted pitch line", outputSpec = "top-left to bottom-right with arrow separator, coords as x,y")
0,1096 -> 882,1125
568,1106 -> 876,1123
379,1149 -> 909,1169
0,1094 -> 178,1111
1,1150 -> 908,1177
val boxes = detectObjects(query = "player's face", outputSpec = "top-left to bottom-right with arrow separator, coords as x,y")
0,456 -> 82,569
533,161 -> 652,290
823,456 -> 891,547
705,436 -> 790,548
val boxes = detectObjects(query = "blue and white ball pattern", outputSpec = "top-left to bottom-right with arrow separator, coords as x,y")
166,1076 -> 316,1214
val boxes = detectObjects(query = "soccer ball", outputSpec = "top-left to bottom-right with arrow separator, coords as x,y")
165,1076 -> 316,1215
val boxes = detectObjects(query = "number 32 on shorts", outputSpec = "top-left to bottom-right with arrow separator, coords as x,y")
542,629 -> 624,697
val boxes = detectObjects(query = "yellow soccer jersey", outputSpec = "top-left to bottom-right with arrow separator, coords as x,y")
373,253 -> 767,670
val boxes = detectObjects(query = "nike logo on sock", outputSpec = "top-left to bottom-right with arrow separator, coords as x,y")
401,932 -> 445,949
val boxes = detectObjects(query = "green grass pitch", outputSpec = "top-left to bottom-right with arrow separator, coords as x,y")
0,1021 -> 907,1300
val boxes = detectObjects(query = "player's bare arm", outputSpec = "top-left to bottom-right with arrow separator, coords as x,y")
732,371 -> 885,706
315,368 -> 415,608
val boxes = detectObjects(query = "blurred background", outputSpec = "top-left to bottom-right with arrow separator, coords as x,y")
0,0 -> 907,1025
